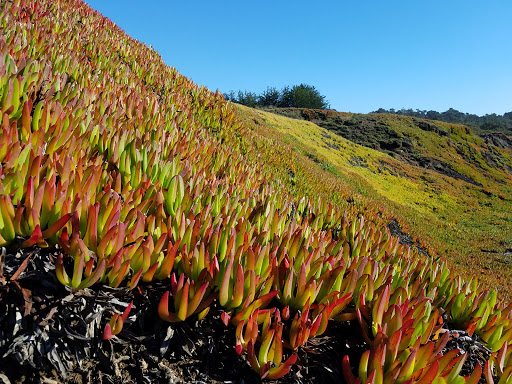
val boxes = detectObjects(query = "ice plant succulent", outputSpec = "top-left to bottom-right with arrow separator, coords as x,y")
55,252 -> 106,290
158,272 -> 216,322
1,0 -> 511,381
103,301 -> 133,340
244,311 -> 298,380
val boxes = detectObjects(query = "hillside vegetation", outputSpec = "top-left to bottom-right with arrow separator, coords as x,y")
373,107 -> 512,135
242,107 -> 512,299
0,0 -> 511,383
224,84 -> 330,110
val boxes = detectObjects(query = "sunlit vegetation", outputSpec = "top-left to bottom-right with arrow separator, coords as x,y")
0,0 -> 511,382
373,107 -> 512,134
242,107 -> 512,300
224,84 -> 330,110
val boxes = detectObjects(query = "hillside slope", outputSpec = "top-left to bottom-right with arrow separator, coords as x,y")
240,106 -> 512,298
1,1 -> 512,383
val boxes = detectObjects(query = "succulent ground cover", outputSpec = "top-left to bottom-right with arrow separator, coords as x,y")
0,0 -> 511,383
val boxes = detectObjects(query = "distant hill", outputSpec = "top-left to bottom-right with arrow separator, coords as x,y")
373,107 -> 512,134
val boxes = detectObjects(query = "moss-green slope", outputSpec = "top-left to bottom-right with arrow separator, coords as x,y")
239,106 -> 512,298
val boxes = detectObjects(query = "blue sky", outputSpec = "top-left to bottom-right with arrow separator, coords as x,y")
85,1 -> 512,115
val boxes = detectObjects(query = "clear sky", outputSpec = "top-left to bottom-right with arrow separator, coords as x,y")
85,0 -> 512,116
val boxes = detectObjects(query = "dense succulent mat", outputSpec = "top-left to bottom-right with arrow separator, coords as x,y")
0,0 -> 511,383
